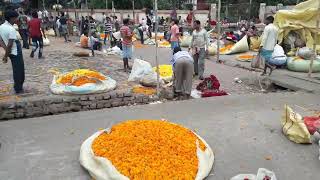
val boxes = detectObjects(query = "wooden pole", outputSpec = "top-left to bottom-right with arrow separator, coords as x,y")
308,1 -> 320,78
216,0 -> 221,63
155,0 -> 160,96
132,0 -> 135,23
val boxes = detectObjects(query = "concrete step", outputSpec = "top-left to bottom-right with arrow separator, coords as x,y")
267,74 -> 320,93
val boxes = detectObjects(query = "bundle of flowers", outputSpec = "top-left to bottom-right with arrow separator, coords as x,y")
157,40 -> 171,48
196,75 -> 227,98
80,120 -> 214,180
219,44 -> 233,54
153,65 -> 173,82
50,69 -> 116,95
132,86 -> 156,95
56,69 -> 106,86
237,54 -> 255,62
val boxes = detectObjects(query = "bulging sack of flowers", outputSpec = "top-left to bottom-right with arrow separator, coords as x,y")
153,65 -> 173,83
221,35 -> 249,55
180,36 -> 192,47
50,69 -> 116,95
128,59 -> 154,82
79,120 -> 215,180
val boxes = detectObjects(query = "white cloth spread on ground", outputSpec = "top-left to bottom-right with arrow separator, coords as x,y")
79,129 -> 215,180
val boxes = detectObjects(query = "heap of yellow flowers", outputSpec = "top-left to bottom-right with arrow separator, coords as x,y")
219,44 -> 233,54
237,54 -> 255,61
153,65 -> 173,78
92,120 -> 206,179
56,69 -> 106,86
132,86 -> 157,95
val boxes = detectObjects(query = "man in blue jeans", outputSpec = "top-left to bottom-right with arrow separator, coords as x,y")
0,10 -> 25,94
29,11 -> 46,59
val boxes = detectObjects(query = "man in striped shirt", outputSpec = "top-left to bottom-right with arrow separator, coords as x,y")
120,18 -> 133,72
104,17 -> 113,45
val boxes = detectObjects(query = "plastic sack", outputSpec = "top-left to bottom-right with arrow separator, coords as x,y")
281,105 -> 311,144
128,59 -> 154,82
180,36 -> 192,47
16,31 -> 21,40
222,35 -> 249,55
304,116 -> 320,135
208,46 -> 217,56
297,47 -> 315,59
139,72 -> 159,87
46,29 -> 56,36
113,31 -> 121,41
250,37 -> 261,51
251,53 -> 265,69
201,90 -> 228,97
287,57 -> 320,72
256,168 -> 277,180
230,174 -> 256,180
43,37 -> 50,46
50,75 -> 116,95
191,90 -> 201,99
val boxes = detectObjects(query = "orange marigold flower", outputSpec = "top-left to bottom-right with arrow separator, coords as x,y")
92,120 -> 206,179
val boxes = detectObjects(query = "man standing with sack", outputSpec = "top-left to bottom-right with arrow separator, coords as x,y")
259,16 -> 278,75
189,20 -> 209,80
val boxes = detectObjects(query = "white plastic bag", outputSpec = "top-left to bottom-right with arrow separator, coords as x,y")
140,72 -> 159,87
230,174 -> 256,180
297,47 -> 314,59
128,59 -> 154,82
191,90 -> 201,99
256,168 -> 277,180
43,38 -> 50,46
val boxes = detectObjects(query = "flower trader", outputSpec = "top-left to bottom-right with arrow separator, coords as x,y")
120,18 -> 134,72
170,47 -> 194,99
189,20 -> 209,80
260,16 -> 279,76
0,10 -> 25,94
29,11 -> 46,59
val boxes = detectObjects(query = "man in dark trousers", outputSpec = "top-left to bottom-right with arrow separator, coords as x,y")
0,10 -> 26,94
28,11 -> 46,59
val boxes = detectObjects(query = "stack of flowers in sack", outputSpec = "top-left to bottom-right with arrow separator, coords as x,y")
56,69 -> 107,86
50,69 -> 117,95
153,65 -> 173,82
196,75 -> 228,97
80,120 -> 214,180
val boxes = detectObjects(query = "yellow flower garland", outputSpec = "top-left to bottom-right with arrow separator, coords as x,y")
92,120 -> 206,179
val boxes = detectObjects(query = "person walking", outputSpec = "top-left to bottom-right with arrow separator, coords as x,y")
59,12 -> 69,42
189,20 -> 209,80
120,18 -> 133,72
104,17 -> 113,45
28,11 -> 46,59
0,10 -> 25,94
171,47 -> 194,99
18,11 -> 29,49
259,16 -> 278,76
170,19 -> 180,50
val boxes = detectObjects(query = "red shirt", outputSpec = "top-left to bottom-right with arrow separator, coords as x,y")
28,18 -> 42,38
120,25 -> 132,46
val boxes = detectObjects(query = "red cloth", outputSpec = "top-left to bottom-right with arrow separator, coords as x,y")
210,20 -> 217,26
304,116 -> 320,135
28,18 -> 42,38
196,75 -> 228,98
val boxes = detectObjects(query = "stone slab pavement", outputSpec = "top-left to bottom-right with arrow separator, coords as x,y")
0,92 -> 319,180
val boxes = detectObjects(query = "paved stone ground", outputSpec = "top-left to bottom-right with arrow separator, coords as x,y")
0,37 -> 264,103
0,92 -> 319,179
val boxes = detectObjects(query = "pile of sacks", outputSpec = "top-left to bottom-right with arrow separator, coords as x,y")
287,47 -> 320,72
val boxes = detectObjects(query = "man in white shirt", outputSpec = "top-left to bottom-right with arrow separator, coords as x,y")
260,16 -> 278,75
0,10 -> 25,94
189,20 -> 209,80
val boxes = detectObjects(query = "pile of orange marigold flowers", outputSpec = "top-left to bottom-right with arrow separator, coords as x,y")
56,69 -> 106,86
92,120 -> 206,179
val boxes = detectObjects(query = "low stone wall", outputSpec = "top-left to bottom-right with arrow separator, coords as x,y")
0,91 -> 159,121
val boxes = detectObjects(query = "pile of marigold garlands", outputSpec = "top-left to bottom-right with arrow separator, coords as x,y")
92,120 -> 206,179
56,69 -> 106,86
